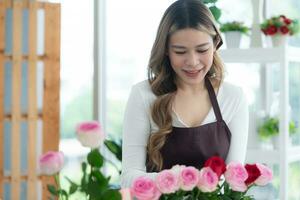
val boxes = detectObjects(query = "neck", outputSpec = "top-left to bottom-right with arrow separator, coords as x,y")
176,79 -> 206,95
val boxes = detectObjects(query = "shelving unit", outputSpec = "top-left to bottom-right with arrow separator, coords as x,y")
219,45 -> 300,200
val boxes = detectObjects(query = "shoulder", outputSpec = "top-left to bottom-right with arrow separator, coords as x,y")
129,80 -> 156,105
218,81 -> 247,108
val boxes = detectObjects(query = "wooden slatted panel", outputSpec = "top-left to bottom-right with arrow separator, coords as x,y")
0,2 -> 5,199
4,0 -> 13,9
27,2 -> 38,200
11,1 -> 23,200
42,3 -> 61,199
3,0 -> 47,9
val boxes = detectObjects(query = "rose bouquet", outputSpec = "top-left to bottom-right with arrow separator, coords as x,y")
260,15 -> 299,36
130,156 -> 273,200
39,121 -> 122,200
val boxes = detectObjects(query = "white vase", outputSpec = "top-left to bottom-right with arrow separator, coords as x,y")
225,31 -> 242,48
272,135 -> 292,149
271,35 -> 288,47
250,0 -> 264,47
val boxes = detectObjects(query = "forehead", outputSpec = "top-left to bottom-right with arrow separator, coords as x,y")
168,28 -> 212,47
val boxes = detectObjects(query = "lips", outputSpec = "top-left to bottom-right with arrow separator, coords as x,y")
182,68 -> 203,78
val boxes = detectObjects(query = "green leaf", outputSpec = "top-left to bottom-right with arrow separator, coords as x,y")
209,6 -> 221,21
47,185 -> 58,196
69,184 -> 78,195
64,177 -> 78,195
80,162 -> 88,192
104,139 -> 122,161
87,180 -> 103,199
203,0 -> 218,3
91,170 -> 109,189
87,149 -> 104,168
101,189 -> 122,200
82,162 -> 87,172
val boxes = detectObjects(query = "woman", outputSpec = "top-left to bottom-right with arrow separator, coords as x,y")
120,0 -> 249,188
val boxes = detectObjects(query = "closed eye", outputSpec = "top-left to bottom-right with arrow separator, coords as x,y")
174,51 -> 186,54
197,49 -> 209,53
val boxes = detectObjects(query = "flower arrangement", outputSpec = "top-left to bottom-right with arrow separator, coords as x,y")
258,117 -> 297,140
39,121 -> 123,200
220,21 -> 250,34
260,15 -> 300,36
130,156 -> 273,200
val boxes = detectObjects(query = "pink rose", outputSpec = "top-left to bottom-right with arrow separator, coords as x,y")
156,170 -> 180,194
197,167 -> 218,192
39,151 -> 64,175
254,163 -> 273,186
131,176 -> 161,200
179,166 -> 199,191
170,164 -> 186,176
120,188 -> 132,200
224,162 -> 248,192
76,121 -> 105,148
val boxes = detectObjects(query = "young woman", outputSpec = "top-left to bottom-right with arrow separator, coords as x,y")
120,0 -> 249,188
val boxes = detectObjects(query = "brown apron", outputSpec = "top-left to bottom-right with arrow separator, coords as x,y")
147,77 -> 231,172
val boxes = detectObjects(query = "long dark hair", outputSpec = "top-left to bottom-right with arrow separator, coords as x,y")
147,0 -> 224,171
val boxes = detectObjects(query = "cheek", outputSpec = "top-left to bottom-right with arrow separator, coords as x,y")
169,54 -> 184,68
203,51 -> 214,67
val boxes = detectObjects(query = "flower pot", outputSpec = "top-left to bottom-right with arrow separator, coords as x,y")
271,135 -> 292,149
224,31 -> 242,48
271,35 -> 288,47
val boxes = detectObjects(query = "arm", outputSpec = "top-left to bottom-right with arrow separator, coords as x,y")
120,84 -> 158,188
226,88 -> 249,164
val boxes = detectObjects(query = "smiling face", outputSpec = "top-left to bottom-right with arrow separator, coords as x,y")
167,28 -> 215,88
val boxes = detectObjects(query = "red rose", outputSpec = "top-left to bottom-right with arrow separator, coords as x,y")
284,18 -> 292,25
280,26 -> 289,34
245,164 -> 261,185
204,156 -> 226,178
267,25 -> 277,35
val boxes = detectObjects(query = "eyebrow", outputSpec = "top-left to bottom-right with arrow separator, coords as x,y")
170,42 -> 210,49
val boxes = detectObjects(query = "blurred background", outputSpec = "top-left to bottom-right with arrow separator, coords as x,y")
2,0 -> 300,199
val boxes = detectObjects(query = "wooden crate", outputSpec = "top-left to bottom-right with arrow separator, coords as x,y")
0,1 -> 60,199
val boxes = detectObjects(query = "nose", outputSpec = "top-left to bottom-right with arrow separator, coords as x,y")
185,52 -> 199,67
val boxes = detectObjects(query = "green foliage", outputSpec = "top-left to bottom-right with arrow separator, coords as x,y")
220,21 -> 250,34
47,149 -> 122,200
201,0 -> 222,22
104,139 -> 122,161
87,149 -> 104,168
258,117 -> 297,140
260,15 -> 300,36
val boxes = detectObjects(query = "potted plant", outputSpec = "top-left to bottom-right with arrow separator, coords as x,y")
220,21 -> 250,48
260,15 -> 300,47
258,117 -> 297,149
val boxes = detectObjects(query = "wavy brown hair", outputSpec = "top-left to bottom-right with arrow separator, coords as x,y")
146,0 -> 225,171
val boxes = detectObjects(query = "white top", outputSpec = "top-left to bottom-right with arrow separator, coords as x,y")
120,80 -> 249,188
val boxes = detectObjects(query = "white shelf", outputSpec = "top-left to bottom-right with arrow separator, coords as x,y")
219,46 -> 300,63
221,45 -> 300,200
246,146 -> 300,164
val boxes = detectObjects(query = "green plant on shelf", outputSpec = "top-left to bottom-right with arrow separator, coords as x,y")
258,117 -> 297,140
220,21 -> 250,35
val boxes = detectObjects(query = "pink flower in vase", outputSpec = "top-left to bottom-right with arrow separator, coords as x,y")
255,163 -> 273,186
197,167 -> 218,192
156,169 -> 180,194
76,121 -> 105,148
224,162 -> 248,192
39,151 -> 64,175
131,176 -> 161,200
179,166 -> 199,191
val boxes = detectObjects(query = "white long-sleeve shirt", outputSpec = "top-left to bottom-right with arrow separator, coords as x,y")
120,80 -> 249,188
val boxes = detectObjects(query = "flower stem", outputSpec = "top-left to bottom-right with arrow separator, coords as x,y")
55,174 -> 63,200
